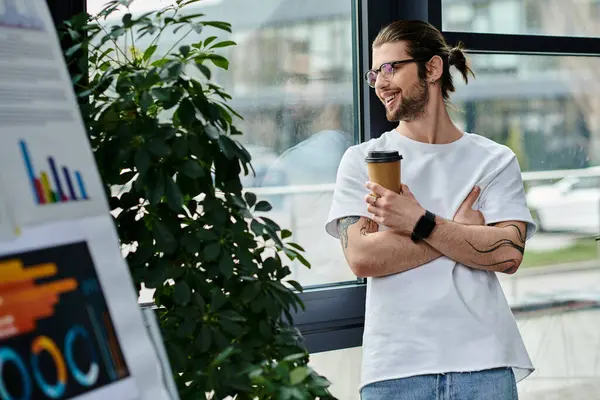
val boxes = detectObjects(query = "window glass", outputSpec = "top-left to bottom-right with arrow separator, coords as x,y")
453,53 -> 600,397
443,0 -> 600,37
86,0 -> 358,288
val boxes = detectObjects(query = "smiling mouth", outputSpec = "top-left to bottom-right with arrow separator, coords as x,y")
384,94 -> 399,107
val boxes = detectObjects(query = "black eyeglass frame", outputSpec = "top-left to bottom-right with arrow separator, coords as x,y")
364,58 -> 426,88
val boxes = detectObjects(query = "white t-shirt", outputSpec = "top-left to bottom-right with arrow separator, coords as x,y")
325,130 -> 536,390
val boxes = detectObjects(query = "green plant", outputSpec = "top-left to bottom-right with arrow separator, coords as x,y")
63,1 -> 335,398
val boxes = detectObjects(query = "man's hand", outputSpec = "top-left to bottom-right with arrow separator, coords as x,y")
453,186 -> 485,225
365,182 -> 425,234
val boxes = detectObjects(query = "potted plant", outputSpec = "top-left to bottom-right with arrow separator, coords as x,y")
63,1 -> 335,398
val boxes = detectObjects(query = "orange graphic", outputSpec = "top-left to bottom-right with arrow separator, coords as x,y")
103,312 -> 126,378
32,336 -> 68,384
0,259 -> 77,340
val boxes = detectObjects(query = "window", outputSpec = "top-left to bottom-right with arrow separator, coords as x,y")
452,53 -> 600,264
440,3 -> 600,396
87,0 -> 359,288
82,0 -> 370,355
443,0 -> 600,37
215,1 -> 357,288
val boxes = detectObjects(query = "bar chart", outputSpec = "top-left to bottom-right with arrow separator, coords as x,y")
19,140 -> 89,205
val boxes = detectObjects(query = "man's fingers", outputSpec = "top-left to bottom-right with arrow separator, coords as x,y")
365,194 -> 378,204
460,186 -> 480,210
365,181 -> 387,197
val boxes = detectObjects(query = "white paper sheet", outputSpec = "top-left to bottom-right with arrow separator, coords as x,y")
0,187 -> 14,239
0,216 -> 171,400
0,0 -> 109,227
0,2 -> 175,399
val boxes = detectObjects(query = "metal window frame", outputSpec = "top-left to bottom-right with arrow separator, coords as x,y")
430,2 -> 600,57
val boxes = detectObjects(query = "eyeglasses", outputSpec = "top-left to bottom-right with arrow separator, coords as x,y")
364,59 -> 424,88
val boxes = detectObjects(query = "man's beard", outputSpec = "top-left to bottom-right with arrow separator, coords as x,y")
386,78 -> 429,122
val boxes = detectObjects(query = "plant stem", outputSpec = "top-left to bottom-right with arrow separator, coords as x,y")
146,4 -> 183,63
164,28 -> 195,57
91,14 -> 131,63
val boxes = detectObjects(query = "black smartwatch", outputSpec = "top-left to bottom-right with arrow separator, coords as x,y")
411,210 -> 436,242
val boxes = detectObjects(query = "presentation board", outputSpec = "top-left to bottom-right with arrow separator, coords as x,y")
0,1 -> 176,399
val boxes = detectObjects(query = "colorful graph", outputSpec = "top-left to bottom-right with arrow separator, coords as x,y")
19,140 -> 89,205
0,242 -> 131,399
0,259 -> 77,340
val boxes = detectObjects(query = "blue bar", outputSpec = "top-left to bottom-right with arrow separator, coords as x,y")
75,171 -> 88,200
63,167 -> 77,200
86,306 -> 117,382
19,140 -> 40,204
48,157 -> 66,201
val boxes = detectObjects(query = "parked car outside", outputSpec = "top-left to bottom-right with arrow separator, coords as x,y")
526,167 -> 600,234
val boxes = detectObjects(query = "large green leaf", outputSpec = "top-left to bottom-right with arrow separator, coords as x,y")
139,91 -> 154,112
180,159 -> 205,178
208,54 -> 229,70
152,220 -> 177,254
174,281 -> 191,306
180,45 -> 191,58
218,254 -> 234,278
172,136 -> 189,158
195,324 -> 211,352
165,177 -> 184,211
134,149 -> 151,175
177,317 -> 196,338
177,98 -> 197,126
211,289 -> 227,312
210,40 -> 236,49
244,192 -> 257,207
254,201 -> 272,212
148,172 -> 165,206
202,21 -> 232,33
203,242 -> 221,261
143,45 -> 157,61
289,366 -> 311,385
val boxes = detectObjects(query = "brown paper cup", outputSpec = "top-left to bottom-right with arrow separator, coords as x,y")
365,151 -> 402,194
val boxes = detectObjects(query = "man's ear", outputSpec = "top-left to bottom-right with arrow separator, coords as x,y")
426,55 -> 444,83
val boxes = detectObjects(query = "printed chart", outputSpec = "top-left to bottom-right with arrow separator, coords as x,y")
20,140 -> 89,206
0,242 -> 136,399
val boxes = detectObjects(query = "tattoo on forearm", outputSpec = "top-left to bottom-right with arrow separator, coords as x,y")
505,224 -> 526,244
475,258 -> 519,271
466,224 -> 527,272
466,238 -> 525,255
360,219 -> 378,236
338,216 -> 360,249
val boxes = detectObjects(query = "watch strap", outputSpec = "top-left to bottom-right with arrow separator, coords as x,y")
411,210 -> 436,242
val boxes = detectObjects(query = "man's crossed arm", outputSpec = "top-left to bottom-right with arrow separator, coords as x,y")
338,186 -> 527,278
338,216 -> 441,277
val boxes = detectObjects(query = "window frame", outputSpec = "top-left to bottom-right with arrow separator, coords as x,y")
51,0 -> 600,356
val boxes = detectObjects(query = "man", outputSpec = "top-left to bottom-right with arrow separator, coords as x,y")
325,20 -> 536,399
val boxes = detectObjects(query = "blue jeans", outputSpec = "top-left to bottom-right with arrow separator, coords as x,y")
360,367 -> 518,400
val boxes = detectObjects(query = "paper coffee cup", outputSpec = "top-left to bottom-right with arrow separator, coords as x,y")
365,151 -> 402,194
